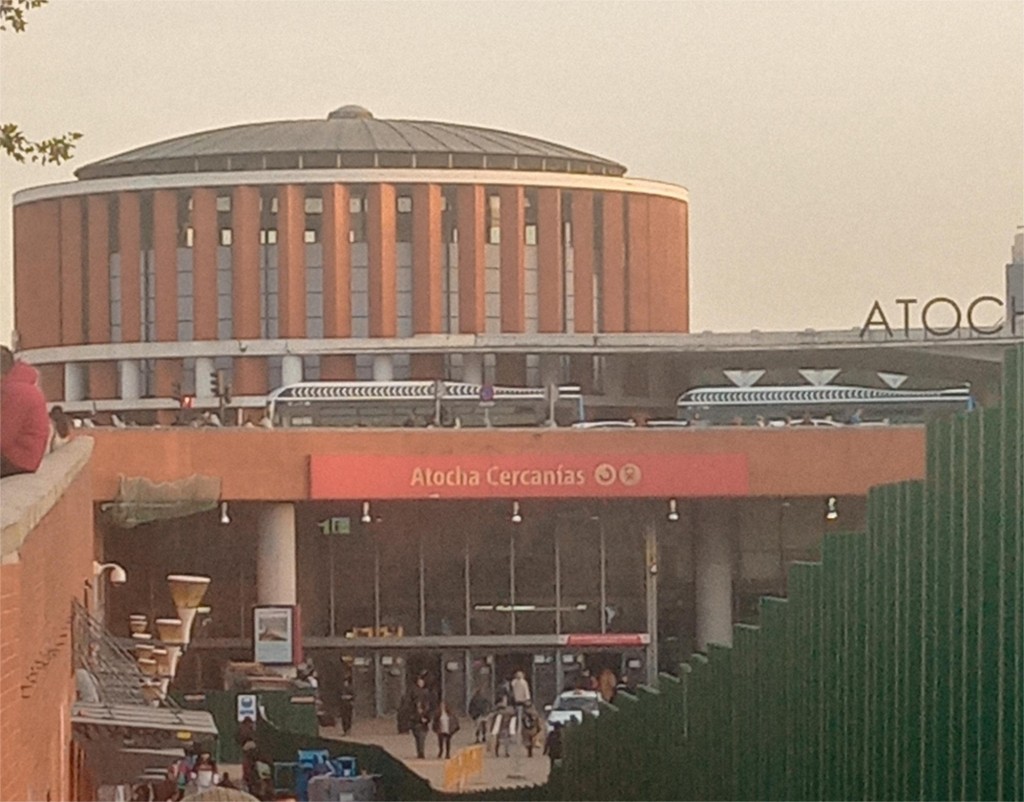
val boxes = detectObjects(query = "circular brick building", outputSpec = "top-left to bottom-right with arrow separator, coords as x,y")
12,105 -> 689,408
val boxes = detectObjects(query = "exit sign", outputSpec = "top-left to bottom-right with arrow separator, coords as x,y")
317,517 -> 351,535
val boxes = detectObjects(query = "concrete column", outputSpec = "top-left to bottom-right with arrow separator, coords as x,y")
462,353 -> 483,385
372,355 -> 394,381
118,360 -> 140,400
601,355 -> 628,399
539,355 -> 561,388
195,357 -> 215,399
257,503 -> 297,606
64,363 -> 85,402
281,354 -> 303,386
695,501 -> 735,650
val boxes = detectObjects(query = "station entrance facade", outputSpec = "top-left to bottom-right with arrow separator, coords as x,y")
100,445 -> 863,716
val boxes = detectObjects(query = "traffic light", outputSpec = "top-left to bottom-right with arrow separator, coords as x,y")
209,369 -> 231,402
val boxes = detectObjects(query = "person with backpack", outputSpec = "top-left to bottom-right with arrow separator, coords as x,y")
520,704 -> 542,757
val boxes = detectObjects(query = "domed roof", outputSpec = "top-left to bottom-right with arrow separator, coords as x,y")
75,106 -> 627,180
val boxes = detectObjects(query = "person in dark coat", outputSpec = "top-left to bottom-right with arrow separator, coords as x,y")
468,687 -> 492,743
544,721 -> 564,768
338,677 -> 355,734
1,346 -> 50,477
402,675 -> 435,759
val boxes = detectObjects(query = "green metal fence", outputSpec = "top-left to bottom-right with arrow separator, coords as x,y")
550,345 -> 1022,801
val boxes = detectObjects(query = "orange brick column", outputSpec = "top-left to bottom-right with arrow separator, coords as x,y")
496,185 -> 526,384
191,188 -> 219,342
321,184 -> 355,380
118,192 -> 142,344
649,197 -> 689,333
13,200 -> 63,397
456,184 -> 486,334
58,197 -> 85,348
14,201 -> 61,351
410,184 -> 443,378
600,193 -> 626,333
56,197 -> 84,400
86,196 -> 117,399
232,185 -> 266,395
367,184 -> 397,338
152,190 -> 181,416
571,191 -> 595,334
277,184 -> 307,338
536,188 -> 563,333
626,194 -> 651,332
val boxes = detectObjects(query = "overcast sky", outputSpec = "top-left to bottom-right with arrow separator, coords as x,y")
1,0 -> 1021,345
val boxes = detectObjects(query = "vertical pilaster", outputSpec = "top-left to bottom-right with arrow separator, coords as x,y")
601,193 -> 626,333
536,188 -> 563,333
499,185 -> 525,333
321,183 -> 355,380
456,184 -> 486,334
277,184 -> 306,338
368,183 -> 397,338
411,184 -> 443,378
118,192 -> 141,343
153,190 -> 181,405
58,197 -> 84,346
647,195 -> 688,333
86,196 -> 117,399
571,191 -> 595,333
191,188 -> 219,341
232,185 -> 265,395
626,194 -> 651,332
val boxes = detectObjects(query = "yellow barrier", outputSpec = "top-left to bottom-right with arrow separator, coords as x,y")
442,744 -> 485,791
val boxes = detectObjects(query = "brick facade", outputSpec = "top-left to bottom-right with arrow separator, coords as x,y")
1,443 -> 96,802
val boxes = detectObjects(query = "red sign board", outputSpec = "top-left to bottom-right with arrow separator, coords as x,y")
562,633 -> 650,647
310,452 -> 748,500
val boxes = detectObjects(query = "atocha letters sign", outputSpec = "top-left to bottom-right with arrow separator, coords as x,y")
860,295 -> 1022,338
310,453 -> 749,500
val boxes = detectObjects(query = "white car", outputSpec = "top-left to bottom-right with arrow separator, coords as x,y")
544,689 -> 601,733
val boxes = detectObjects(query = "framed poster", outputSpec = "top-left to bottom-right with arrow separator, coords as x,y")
253,605 -> 301,665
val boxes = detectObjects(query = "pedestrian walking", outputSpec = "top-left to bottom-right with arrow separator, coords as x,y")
432,702 -> 460,759
520,704 -> 541,757
468,686 -> 492,743
338,677 -> 355,735
544,721 -> 564,769
491,702 -> 517,757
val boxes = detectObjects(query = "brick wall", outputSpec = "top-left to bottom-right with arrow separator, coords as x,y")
1,439 -> 96,802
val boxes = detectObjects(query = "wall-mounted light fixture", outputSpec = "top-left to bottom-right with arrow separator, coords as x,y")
511,501 -> 522,524
361,501 -> 373,524
667,498 -> 679,522
93,561 -> 127,585
219,502 -> 231,525
825,496 -> 839,521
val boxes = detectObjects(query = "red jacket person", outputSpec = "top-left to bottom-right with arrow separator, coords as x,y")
1,346 -> 51,477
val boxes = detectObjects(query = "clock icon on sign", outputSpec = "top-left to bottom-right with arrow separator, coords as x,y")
594,463 -> 617,486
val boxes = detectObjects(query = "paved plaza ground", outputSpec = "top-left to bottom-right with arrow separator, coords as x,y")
321,716 -> 551,793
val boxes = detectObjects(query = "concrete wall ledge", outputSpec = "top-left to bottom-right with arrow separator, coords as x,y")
1,437 -> 93,564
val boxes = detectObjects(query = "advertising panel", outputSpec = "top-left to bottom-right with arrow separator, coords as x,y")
253,605 -> 301,665
310,452 -> 748,500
